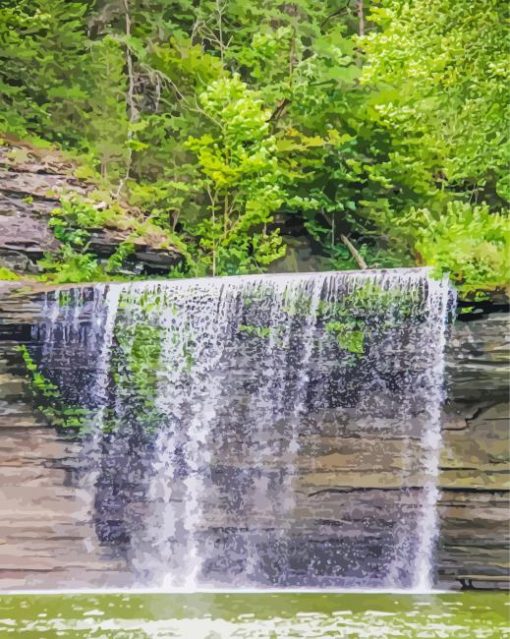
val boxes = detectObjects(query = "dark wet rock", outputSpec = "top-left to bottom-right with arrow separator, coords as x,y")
446,312 -> 509,402
269,235 -> 329,273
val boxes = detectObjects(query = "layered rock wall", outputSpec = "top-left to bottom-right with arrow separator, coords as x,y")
0,142 -> 180,276
0,284 -> 130,588
439,314 -> 509,582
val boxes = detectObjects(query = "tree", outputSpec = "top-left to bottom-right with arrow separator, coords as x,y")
184,76 -> 286,275
355,0 -> 510,290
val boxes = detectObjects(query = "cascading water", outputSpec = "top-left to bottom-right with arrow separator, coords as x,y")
30,269 -> 453,590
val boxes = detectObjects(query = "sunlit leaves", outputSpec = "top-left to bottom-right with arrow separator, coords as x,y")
182,75 -> 286,274
362,0 -> 510,199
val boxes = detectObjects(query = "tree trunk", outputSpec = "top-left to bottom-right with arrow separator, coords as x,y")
357,0 -> 365,36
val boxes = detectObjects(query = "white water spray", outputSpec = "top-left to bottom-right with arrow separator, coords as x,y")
34,269 -> 451,589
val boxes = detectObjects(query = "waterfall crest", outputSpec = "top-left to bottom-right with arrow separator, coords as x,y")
32,269 -> 452,589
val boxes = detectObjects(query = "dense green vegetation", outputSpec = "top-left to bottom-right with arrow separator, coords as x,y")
0,0 -> 508,293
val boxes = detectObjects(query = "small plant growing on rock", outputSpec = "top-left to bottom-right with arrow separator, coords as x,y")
17,345 -> 90,432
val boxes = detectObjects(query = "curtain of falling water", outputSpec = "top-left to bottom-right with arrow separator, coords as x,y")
32,269 -> 453,590
410,276 -> 452,590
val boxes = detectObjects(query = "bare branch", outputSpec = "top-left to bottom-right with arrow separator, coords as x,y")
115,0 -> 138,198
267,97 -> 291,123
320,1 -> 351,28
340,234 -> 368,269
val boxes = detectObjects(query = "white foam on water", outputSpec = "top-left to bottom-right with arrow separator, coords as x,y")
0,586 -> 453,596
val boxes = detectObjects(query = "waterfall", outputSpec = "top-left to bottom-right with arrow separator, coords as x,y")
31,284 -> 124,548
31,269 -> 453,590
410,276 -> 451,590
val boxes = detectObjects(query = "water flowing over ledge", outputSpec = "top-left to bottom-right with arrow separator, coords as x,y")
25,268 -> 454,591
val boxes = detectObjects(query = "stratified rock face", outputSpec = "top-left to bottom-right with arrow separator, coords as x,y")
0,148 -> 71,272
438,314 -> 510,583
0,142 -> 181,275
0,284 -> 131,588
447,314 -> 509,402
0,283 -> 507,589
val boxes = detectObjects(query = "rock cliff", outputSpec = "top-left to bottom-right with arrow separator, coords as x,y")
0,282 -> 508,589
0,141 -> 181,276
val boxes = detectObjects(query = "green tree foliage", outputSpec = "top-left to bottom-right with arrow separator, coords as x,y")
183,76 -> 286,275
409,203 -> 509,294
362,0 -> 509,203
87,36 -> 130,182
0,0 -> 507,292
357,0 -> 510,289
0,0 -> 91,143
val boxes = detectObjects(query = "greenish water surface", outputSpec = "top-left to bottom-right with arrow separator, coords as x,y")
0,592 -> 508,638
